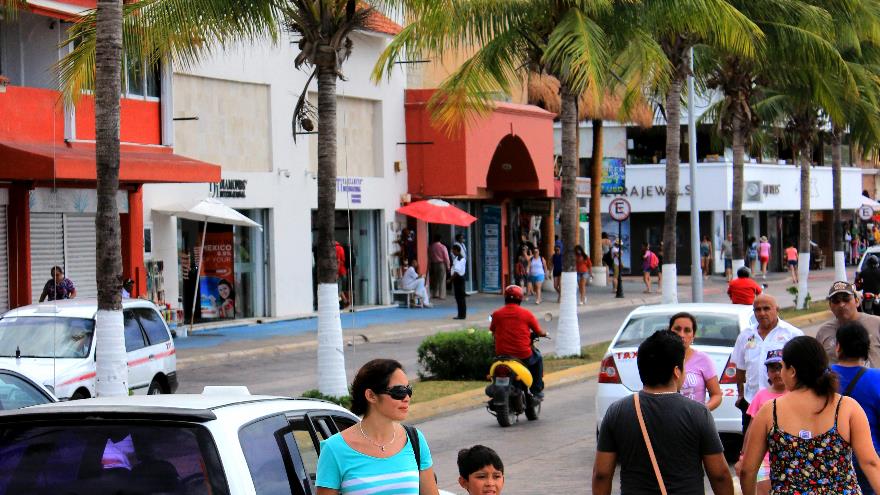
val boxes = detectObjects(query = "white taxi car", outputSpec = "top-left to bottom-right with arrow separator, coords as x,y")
0,298 -> 177,400
0,388 -> 453,495
595,303 -> 755,452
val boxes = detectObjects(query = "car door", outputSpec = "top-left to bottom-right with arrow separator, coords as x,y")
281,413 -> 339,495
132,307 -> 174,391
122,310 -> 151,393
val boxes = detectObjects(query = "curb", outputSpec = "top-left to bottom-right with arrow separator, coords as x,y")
786,310 -> 832,328
406,361 -> 600,423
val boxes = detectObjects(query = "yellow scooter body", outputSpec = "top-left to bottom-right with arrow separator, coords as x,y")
488,359 -> 533,388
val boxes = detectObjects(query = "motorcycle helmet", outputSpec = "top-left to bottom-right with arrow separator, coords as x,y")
868,255 -> 880,269
504,285 -> 524,304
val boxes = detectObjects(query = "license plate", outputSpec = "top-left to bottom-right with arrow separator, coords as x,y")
494,377 -> 510,386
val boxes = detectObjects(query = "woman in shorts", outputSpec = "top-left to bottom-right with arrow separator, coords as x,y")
574,245 -> 592,305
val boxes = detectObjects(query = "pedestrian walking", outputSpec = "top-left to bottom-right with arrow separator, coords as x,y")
739,336 -> 880,495
727,267 -> 763,305
601,232 -> 614,273
515,245 -> 530,293
734,349 -> 787,495
833,321 -> 880,494
457,445 -> 505,495
551,245 -> 563,303
451,245 -> 466,320
335,241 -> 350,308
528,247 -> 547,305
642,243 -> 659,293
39,265 -> 76,302
747,237 -> 758,274
784,242 -> 799,284
700,236 -> 713,280
611,240 -> 622,293
668,312 -> 722,410
732,294 -> 803,433
846,229 -> 854,265
574,245 -> 592,305
758,236 -> 771,279
428,235 -> 450,300
816,281 -> 880,366
316,359 -> 440,495
722,233 -> 734,282
592,330 -> 734,495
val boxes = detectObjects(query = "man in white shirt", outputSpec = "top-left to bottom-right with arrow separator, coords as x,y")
731,293 -> 803,433
400,260 -> 431,308
451,245 -> 467,320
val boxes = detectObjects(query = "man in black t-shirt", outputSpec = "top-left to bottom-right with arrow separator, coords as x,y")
857,255 -> 880,296
592,331 -> 733,495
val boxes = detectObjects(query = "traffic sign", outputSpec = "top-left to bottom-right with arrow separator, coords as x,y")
609,197 -> 632,222
859,205 -> 874,221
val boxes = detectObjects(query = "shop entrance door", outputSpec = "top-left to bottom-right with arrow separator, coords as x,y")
428,201 -> 478,293
311,210 -> 382,308
234,209 -> 270,318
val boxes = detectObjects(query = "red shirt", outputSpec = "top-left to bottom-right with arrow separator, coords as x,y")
727,277 -> 763,305
490,304 -> 542,359
335,243 -> 347,277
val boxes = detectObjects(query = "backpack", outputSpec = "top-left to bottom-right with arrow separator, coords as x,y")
649,251 -> 659,270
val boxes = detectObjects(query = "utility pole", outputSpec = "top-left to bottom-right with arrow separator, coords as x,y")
688,47 -> 703,302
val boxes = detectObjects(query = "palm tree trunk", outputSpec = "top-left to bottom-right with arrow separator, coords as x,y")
662,73 -> 683,304
556,84 -> 581,357
316,63 -> 348,397
831,124 -> 846,281
730,105 -> 745,264
94,0 -> 127,397
797,144 -> 811,308
590,119 -> 605,286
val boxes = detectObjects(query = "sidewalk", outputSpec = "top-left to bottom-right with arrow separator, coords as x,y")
174,266 -> 846,366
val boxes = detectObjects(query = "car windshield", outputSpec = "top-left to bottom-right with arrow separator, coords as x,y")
0,422 -> 229,495
615,312 -> 741,348
0,317 -> 94,358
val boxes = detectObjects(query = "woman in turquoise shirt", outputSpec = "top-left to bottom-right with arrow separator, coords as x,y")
317,359 -> 440,495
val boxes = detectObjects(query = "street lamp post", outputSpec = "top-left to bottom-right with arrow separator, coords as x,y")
688,47 -> 703,302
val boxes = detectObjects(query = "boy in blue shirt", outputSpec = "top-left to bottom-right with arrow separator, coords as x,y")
457,445 -> 504,495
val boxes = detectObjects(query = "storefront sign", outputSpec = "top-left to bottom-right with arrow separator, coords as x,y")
481,205 -> 502,292
337,177 -> 363,204
210,179 -> 248,198
199,231 -> 235,319
601,158 -> 626,194
603,184 -> 692,199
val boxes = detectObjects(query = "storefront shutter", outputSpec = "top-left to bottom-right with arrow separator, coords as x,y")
64,215 -> 98,299
30,213 -> 65,303
0,206 -> 8,312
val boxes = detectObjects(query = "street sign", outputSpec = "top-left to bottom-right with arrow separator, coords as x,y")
859,205 -> 874,221
609,197 -> 632,222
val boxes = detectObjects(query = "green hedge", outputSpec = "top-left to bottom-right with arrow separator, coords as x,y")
301,389 -> 352,410
417,328 -> 495,380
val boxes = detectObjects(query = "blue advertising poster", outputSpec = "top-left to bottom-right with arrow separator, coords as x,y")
601,213 -> 631,271
481,205 -> 502,292
601,158 -> 626,195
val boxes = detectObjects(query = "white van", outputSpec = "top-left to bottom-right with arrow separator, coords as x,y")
0,298 -> 177,400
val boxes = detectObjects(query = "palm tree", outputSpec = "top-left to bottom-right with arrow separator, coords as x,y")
58,0 -> 375,398
622,0 -> 761,304
374,1 -> 666,356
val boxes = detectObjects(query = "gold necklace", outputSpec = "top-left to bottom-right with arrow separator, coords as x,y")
358,422 -> 396,452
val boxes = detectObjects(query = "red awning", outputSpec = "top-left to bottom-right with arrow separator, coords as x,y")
0,141 -> 220,184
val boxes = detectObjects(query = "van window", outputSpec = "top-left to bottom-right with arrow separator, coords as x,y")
133,308 -> 170,345
239,415 -> 298,495
123,312 -> 147,352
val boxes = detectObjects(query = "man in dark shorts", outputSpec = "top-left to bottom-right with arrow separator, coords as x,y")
593,331 -> 733,495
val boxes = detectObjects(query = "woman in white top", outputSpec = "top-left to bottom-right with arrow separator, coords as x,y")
401,260 -> 431,308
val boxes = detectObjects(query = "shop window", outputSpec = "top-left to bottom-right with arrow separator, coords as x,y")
133,308 -> 170,345
123,311 -> 147,352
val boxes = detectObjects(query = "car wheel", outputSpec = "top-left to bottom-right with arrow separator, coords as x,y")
147,378 -> 167,395
70,389 -> 90,400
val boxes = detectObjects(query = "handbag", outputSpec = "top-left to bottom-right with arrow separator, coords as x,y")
633,393 -> 667,495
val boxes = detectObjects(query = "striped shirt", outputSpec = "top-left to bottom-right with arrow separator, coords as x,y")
316,429 -> 432,495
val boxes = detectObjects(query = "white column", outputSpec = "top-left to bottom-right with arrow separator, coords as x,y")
95,310 -> 129,397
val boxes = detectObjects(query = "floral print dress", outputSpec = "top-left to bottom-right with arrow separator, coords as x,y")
768,397 -> 861,494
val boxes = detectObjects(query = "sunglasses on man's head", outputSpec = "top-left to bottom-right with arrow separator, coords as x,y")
380,385 -> 413,400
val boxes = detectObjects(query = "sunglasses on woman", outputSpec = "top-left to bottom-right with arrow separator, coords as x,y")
380,385 -> 413,400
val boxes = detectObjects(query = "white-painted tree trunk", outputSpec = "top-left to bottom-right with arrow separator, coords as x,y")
796,252 -> 811,309
732,259 -> 745,272
834,251 -> 847,282
317,283 -> 348,397
592,266 -> 608,287
555,272 -> 581,357
661,264 -> 677,304
95,309 -> 128,397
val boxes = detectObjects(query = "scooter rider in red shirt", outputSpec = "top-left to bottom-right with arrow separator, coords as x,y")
489,285 -> 549,397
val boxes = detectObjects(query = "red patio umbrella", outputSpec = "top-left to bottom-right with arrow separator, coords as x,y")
397,199 -> 477,226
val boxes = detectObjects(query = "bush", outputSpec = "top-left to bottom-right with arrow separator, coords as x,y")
301,389 -> 352,410
417,328 -> 495,380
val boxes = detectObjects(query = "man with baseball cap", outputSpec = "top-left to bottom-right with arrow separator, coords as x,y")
816,281 -> 880,367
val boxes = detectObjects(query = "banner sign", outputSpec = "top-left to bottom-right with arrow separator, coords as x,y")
199,231 -> 235,319
601,158 -> 626,195
481,205 -> 502,292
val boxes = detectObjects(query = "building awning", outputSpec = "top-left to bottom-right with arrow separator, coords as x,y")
0,141 -> 220,184
404,89 -> 556,199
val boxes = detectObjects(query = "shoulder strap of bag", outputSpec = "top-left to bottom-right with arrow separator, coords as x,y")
844,367 -> 869,397
404,424 -> 421,469
633,393 -> 667,495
